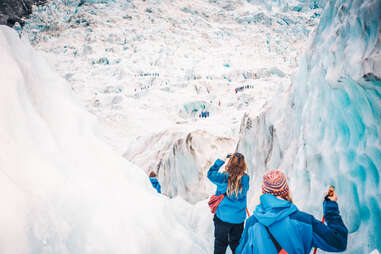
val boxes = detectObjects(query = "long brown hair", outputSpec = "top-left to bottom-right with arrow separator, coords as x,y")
149,171 -> 157,178
225,153 -> 247,197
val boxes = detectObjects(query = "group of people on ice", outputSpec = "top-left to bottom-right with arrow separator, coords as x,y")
207,152 -> 348,254
147,152 -> 348,254
235,85 -> 254,94
134,84 -> 152,92
199,111 -> 210,118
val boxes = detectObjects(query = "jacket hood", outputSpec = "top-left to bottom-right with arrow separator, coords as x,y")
253,194 -> 298,226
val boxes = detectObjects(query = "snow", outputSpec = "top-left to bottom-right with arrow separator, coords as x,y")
2,0 -> 380,253
20,0 -> 319,205
0,25 -> 210,254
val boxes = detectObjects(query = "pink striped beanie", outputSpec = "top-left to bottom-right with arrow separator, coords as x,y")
262,170 -> 289,197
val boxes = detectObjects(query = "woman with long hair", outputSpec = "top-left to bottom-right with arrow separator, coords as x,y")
207,153 -> 250,254
236,170 -> 348,254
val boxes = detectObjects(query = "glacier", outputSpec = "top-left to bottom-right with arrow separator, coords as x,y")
18,0 -> 315,207
1,0 -> 380,253
236,0 -> 381,253
0,25 -> 212,254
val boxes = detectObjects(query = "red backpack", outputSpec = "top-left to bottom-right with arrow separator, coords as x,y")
208,193 -> 226,214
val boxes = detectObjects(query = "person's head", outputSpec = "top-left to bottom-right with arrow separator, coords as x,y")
262,170 -> 292,203
149,171 -> 157,178
225,152 -> 247,197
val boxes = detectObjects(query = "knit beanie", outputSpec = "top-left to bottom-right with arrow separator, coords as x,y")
262,170 -> 289,197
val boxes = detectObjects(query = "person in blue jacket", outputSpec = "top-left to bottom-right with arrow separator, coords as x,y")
208,153 -> 250,254
149,171 -> 161,194
236,170 -> 348,254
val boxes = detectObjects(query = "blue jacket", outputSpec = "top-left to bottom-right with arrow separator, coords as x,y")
149,177 -> 161,194
207,159 -> 250,224
236,194 -> 348,254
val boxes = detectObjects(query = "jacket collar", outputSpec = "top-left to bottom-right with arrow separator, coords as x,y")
253,194 -> 298,226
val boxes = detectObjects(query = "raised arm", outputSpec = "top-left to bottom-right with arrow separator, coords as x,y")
207,159 -> 226,184
311,200 -> 348,252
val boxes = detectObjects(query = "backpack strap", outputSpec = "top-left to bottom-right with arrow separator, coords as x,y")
264,226 -> 288,254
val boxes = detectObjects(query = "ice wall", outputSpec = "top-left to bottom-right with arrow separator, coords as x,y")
0,25 -> 210,254
123,130 -> 235,203
237,0 -> 381,253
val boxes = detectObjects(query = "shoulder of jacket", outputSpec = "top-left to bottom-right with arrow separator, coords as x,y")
242,174 -> 250,181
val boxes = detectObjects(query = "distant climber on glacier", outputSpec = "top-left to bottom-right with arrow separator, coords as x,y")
207,153 -> 250,254
236,170 -> 348,254
149,171 -> 161,194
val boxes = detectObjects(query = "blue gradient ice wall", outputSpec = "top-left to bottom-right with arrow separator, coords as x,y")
294,0 -> 381,250
237,0 -> 380,252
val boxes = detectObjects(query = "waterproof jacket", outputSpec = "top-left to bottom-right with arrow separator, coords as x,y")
149,177 -> 161,194
236,194 -> 348,254
207,159 -> 250,224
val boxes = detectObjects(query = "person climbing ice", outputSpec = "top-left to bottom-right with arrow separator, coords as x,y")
207,153 -> 250,254
149,171 -> 161,194
236,170 -> 348,254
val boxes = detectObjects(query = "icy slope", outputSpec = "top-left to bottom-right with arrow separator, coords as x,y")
0,25 -> 210,254
124,129 -> 236,203
19,0 -> 321,203
237,0 -> 381,253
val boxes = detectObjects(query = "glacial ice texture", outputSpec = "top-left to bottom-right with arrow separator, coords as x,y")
18,0 -> 323,206
237,0 -> 381,253
0,25 -> 211,254
5,0 -> 380,253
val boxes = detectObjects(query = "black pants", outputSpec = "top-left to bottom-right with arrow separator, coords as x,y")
213,215 -> 244,254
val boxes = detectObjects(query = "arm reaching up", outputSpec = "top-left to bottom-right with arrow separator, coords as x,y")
311,199 -> 348,252
207,159 -> 226,184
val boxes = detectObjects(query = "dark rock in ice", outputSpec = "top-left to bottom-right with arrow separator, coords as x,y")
0,0 -> 46,27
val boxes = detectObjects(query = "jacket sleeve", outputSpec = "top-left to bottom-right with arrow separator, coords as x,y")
207,159 -> 226,184
311,200 -> 348,252
236,215 -> 257,254
157,182 -> 161,194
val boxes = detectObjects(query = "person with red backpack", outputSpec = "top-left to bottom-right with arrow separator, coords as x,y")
207,153 -> 250,254
236,170 -> 348,254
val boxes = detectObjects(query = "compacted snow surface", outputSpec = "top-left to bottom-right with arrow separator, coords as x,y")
0,25 -> 213,254
1,0 -> 380,253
